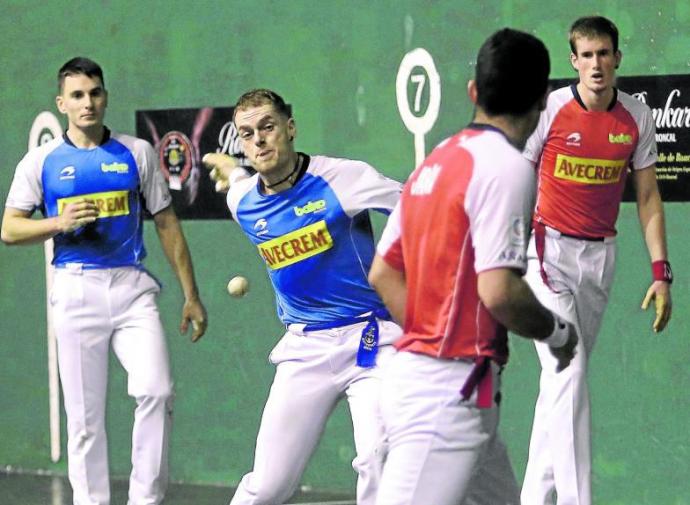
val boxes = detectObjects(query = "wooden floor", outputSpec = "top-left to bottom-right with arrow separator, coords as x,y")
0,471 -> 355,505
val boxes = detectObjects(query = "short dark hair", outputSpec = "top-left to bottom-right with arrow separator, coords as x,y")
58,57 -> 105,92
475,28 -> 550,116
233,89 -> 292,122
569,16 -> 619,54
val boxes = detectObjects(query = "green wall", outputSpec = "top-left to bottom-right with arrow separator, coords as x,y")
1,1 -> 688,503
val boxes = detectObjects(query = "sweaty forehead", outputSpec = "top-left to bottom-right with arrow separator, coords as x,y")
235,104 -> 280,128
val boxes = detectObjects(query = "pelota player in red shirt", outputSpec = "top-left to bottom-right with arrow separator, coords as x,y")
368,28 -> 577,505
520,16 -> 673,505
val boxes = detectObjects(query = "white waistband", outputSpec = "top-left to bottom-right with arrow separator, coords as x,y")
544,225 -> 616,244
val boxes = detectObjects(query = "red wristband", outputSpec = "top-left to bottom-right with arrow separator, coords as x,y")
652,260 -> 673,283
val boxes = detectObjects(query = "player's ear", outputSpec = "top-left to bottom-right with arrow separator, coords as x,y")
287,117 -> 296,142
467,80 -> 478,104
56,95 -> 66,114
614,50 -> 622,70
570,52 -> 578,72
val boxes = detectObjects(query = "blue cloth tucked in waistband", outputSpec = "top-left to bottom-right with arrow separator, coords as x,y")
302,309 -> 391,368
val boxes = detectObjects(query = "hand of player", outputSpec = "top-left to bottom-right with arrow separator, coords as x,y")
641,280 -> 672,333
549,321 -> 578,372
202,153 -> 237,193
181,297 -> 208,342
58,199 -> 99,232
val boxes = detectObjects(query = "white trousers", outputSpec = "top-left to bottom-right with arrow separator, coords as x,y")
375,351 -> 520,505
521,229 -> 616,505
50,266 -> 173,505
229,319 -> 401,505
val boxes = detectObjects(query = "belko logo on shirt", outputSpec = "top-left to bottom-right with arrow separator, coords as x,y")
294,199 -> 326,216
59,166 -> 76,180
608,133 -> 633,145
101,162 -> 129,174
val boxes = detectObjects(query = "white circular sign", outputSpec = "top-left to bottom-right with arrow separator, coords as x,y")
28,111 -> 63,150
396,48 -> 441,136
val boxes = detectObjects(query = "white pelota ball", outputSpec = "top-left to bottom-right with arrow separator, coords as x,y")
227,276 -> 249,297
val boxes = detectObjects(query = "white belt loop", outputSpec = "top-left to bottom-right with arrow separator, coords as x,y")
545,225 -> 615,244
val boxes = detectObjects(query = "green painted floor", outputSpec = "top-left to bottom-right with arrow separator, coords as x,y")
0,472 -> 355,505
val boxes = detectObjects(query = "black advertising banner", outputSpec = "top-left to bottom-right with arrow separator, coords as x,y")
550,75 -> 690,202
135,107 -> 244,219
618,74 -> 690,201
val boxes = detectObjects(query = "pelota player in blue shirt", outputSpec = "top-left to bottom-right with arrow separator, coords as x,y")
204,88 -> 403,505
1,57 -> 207,505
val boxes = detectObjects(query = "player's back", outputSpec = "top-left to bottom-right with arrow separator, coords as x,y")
393,125 -> 532,362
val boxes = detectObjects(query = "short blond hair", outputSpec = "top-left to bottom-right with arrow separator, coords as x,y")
233,89 -> 292,122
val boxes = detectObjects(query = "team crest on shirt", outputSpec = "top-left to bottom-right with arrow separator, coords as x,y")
566,132 -> 581,147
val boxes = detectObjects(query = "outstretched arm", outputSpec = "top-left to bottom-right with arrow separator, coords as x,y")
202,153 -> 239,193
153,206 -> 207,342
633,165 -> 672,332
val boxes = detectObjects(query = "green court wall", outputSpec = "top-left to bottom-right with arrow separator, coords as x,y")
0,1 -> 688,503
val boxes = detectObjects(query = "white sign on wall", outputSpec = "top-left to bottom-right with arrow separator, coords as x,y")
396,48 -> 441,169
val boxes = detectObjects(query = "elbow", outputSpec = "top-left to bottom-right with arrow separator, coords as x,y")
1,214 -> 19,244
0,228 -> 17,245
368,269 -> 381,292
0,219 -> 29,245
368,254 -> 406,305
480,290 -> 512,317
367,256 -> 385,292
368,263 -> 394,297
368,274 -> 387,302
477,273 -> 515,320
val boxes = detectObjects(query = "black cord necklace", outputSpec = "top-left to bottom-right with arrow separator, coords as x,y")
264,154 -> 302,189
